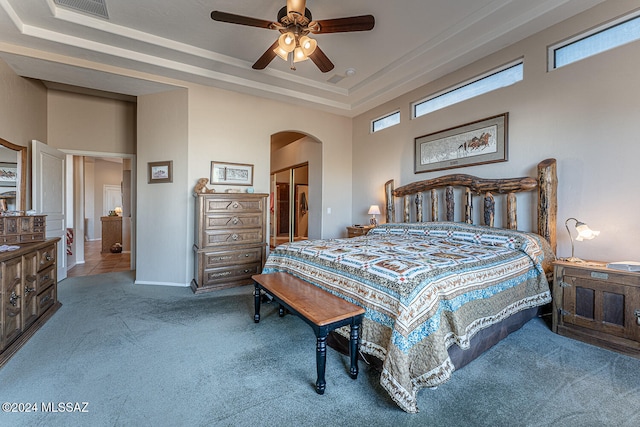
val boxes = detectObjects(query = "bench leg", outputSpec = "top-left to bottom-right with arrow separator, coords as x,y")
315,334 -> 327,394
349,321 -> 361,379
253,284 -> 261,323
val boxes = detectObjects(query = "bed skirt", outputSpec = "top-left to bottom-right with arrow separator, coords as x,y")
327,306 -> 542,381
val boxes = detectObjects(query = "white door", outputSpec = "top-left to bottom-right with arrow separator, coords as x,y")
32,140 -> 67,280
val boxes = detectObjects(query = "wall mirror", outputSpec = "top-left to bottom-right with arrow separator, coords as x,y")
0,137 -> 27,213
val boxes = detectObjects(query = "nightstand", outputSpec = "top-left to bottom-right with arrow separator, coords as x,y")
346,225 -> 374,238
552,260 -> 640,358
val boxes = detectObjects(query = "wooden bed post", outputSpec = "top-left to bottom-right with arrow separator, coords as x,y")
537,159 -> 557,253
384,180 -> 395,223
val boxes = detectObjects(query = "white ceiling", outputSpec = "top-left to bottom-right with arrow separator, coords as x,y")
0,0 -> 604,117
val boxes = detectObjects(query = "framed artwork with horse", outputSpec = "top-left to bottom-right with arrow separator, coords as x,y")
414,113 -> 508,173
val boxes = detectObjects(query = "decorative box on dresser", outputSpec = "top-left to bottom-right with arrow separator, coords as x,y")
552,260 -> 640,358
192,193 -> 269,294
1,237 -> 61,367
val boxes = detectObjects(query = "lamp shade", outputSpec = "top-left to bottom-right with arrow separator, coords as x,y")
575,221 -> 599,241
368,205 -> 381,215
277,32 -> 296,53
299,35 -> 317,56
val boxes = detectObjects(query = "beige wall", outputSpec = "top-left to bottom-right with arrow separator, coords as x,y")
136,88 -> 189,286
186,84 -> 352,238
352,0 -> 640,262
0,59 -> 47,146
47,90 -> 136,154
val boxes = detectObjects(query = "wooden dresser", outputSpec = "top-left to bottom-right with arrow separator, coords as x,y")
100,216 -> 122,253
1,238 -> 60,367
0,215 -> 46,244
192,193 -> 268,294
553,260 -> 640,358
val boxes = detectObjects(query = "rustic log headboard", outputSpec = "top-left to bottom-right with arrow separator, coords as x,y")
384,158 -> 558,253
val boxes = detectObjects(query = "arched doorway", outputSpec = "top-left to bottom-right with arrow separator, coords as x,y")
270,131 -> 322,248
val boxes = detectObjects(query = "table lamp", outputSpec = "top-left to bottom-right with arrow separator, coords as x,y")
368,205 -> 381,226
565,217 -> 599,262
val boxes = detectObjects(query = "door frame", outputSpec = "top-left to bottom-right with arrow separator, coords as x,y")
60,149 -> 137,270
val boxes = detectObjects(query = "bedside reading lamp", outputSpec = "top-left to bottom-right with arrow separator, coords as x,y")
565,217 -> 599,263
368,205 -> 381,226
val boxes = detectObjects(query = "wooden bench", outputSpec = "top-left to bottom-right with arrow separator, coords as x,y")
252,272 -> 365,394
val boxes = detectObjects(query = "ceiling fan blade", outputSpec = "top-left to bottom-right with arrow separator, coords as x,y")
308,46 -> 334,73
311,15 -> 375,34
252,40 -> 280,70
211,11 -> 277,29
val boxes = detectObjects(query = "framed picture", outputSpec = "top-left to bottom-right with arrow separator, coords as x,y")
148,160 -> 173,184
415,113 -> 508,173
210,161 -> 253,186
0,162 -> 17,187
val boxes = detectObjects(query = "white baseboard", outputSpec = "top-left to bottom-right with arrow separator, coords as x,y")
134,280 -> 189,287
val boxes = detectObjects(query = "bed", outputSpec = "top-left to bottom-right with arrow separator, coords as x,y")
262,159 -> 557,413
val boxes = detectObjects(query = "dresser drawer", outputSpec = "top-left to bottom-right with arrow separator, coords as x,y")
204,197 -> 264,213
201,228 -> 263,247
0,235 -> 19,244
201,247 -> 263,268
201,262 -> 262,286
36,244 -> 56,270
204,213 -> 263,230
37,284 -> 56,315
37,265 -> 56,293
19,233 -> 45,243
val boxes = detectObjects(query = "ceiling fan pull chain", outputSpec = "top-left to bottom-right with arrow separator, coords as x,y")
289,52 -> 296,71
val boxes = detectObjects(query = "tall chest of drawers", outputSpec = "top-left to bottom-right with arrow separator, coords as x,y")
192,193 -> 268,294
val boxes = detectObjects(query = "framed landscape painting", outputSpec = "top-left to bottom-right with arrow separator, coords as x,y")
210,162 -> 253,186
148,161 -> 173,184
415,113 -> 508,173
0,162 -> 17,187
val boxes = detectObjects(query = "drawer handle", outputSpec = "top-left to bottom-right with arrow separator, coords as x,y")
231,234 -> 239,240
45,254 -> 53,261
244,253 -> 250,257
232,217 -> 239,225
635,309 -> 640,326
232,202 -> 239,208
40,294 -> 51,305
42,275 -> 50,281
9,291 -> 20,306
25,286 -> 36,295
243,269 -> 252,273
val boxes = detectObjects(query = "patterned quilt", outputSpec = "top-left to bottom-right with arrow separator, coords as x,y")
263,222 -> 553,413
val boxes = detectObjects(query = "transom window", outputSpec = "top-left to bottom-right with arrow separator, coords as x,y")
549,10 -> 640,70
371,110 -> 400,133
412,61 -> 523,119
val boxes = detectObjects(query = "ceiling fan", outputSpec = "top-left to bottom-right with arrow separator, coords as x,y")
211,0 -> 375,73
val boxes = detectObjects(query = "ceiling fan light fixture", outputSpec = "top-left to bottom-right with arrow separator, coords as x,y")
274,45 -> 290,61
277,32 -> 296,52
293,46 -> 308,62
299,35 -> 317,56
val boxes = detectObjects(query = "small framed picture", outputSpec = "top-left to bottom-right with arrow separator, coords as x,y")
0,162 -> 17,187
210,161 -> 253,186
148,161 -> 173,184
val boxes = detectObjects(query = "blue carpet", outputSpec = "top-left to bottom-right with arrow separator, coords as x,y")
0,271 -> 638,426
